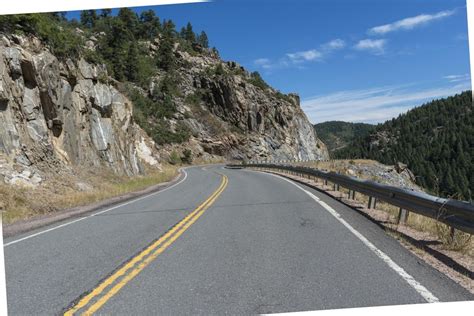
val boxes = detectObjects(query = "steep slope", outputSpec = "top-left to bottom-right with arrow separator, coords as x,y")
158,52 -> 328,160
314,121 -> 374,152
0,34 -> 161,187
0,12 -> 328,189
335,91 -> 473,200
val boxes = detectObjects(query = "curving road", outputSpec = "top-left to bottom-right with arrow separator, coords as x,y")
3,165 -> 473,314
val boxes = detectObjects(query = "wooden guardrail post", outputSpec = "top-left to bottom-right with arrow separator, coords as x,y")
368,196 -> 377,209
396,208 -> 409,224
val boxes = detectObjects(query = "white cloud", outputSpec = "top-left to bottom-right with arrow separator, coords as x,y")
354,39 -> 387,55
254,58 -> 270,66
287,49 -> 323,63
443,73 -> 470,83
369,10 -> 455,35
302,82 -> 471,124
253,38 -> 346,71
321,39 -> 346,51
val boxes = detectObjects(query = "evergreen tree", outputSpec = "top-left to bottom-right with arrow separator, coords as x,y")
80,10 -> 97,28
125,42 -> 139,82
156,20 -> 176,71
183,22 -> 195,43
335,91 -> 473,200
197,31 -> 209,48
100,9 -> 112,18
139,10 -> 161,39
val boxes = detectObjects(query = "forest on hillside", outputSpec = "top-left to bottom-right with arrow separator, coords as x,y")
314,121 -> 374,152
335,91 -> 473,200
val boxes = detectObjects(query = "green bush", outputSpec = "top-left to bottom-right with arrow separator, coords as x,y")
247,71 -> 269,90
168,150 -> 181,165
182,149 -> 193,164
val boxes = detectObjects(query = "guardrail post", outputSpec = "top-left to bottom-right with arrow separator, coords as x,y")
396,208 -> 409,224
368,196 -> 376,209
324,179 -> 328,186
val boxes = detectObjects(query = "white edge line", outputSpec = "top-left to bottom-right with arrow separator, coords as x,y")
4,168 -> 189,247
259,171 -> 439,303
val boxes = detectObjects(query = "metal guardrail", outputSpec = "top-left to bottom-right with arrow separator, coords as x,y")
229,163 -> 474,235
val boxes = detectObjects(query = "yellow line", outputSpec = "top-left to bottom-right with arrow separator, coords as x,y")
85,176 -> 227,315
64,175 -> 228,316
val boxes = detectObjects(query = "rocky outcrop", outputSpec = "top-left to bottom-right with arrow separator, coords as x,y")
162,52 -> 329,161
0,32 -> 328,188
0,34 -> 159,187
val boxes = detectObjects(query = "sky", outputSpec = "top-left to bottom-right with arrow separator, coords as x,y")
67,0 -> 472,124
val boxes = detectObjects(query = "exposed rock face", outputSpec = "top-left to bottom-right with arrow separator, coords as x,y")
0,33 -> 328,188
0,34 -> 159,186
166,52 -> 329,161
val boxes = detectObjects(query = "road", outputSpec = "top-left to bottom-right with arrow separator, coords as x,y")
3,165 -> 473,314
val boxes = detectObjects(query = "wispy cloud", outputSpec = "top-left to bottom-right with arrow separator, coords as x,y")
287,49 -> 323,63
254,58 -> 271,66
254,38 -> 346,70
443,73 -> 470,83
368,10 -> 455,35
302,82 -> 471,124
354,39 -> 387,55
321,39 -> 346,51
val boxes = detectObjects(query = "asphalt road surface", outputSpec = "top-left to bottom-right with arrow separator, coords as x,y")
4,165 -> 473,315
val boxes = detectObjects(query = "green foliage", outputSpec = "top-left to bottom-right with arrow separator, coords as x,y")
215,63 -> 225,76
275,91 -> 294,104
80,10 -> 97,28
197,31 -> 209,48
168,150 -> 181,165
314,121 -> 375,152
335,91 -> 473,200
0,14 -> 83,58
248,71 -> 269,90
182,149 -> 193,164
1,11 -> 209,149
138,10 -> 161,40
156,20 -> 176,71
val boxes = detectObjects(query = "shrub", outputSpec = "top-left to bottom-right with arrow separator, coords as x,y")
169,150 -> 181,165
182,149 -> 193,164
248,71 -> 269,90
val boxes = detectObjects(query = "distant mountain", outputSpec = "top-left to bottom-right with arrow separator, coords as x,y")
334,91 -> 473,200
314,121 -> 374,152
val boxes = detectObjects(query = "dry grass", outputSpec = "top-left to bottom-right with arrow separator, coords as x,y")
0,165 -> 179,225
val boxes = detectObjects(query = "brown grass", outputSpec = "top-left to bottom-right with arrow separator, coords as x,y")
0,165 -> 179,225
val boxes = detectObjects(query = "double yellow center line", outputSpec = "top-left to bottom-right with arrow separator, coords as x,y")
64,174 -> 228,315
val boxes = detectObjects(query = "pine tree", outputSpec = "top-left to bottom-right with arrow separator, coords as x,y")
184,22 -> 195,43
100,9 -> 112,18
197,31 -> 209,48
157,20 -> 176,71
125,42 -> 139,82
80,10 -> 97,28
139,10 -> 161,40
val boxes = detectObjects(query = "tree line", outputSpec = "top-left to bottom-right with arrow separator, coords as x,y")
335,91 -> 473,201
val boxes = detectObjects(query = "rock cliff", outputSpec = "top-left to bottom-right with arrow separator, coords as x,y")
149,49 -> 329,161
0,32 -> 328,188
0,34 -> 158,187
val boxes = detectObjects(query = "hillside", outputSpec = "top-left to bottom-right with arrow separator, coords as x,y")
0,11 -> 328,188
314,121 -> 374,152
335,91 -> 473,200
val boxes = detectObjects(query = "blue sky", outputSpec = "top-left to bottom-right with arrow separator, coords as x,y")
68,0 -> 471,124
